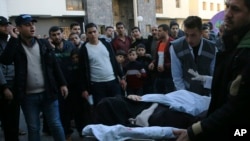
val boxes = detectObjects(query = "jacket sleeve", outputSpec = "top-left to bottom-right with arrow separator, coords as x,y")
0,37 -> 18,65
78,44 -> 88,92
0,65 -> 7,85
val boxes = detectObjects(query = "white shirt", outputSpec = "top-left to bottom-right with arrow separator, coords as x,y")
86,41 -> 115,82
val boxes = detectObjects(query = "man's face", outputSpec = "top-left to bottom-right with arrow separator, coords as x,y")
132,29 -> 141,39
151,26 -> 158,39
184,27 -> 202,47
86,26 -> 99,42
106,27 -> 114,38
224,0 -> 250,32
49,29 -> 63,45
116,25 -> 125,35
158,27 -> 167,40
170,25 -> 179,38
69,34 -> 81,46
71,25 -> 81,35
18,22 -> 36,38
202,29 -> 210,39
0,24 -> 9,35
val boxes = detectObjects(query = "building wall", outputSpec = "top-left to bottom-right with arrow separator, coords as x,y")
6,0 -> 84,17
137,0 -> 156,37
85,0 -> 113,27
189,0 -> 225,20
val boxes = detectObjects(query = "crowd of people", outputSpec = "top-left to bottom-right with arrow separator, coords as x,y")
0,0 -> 250,140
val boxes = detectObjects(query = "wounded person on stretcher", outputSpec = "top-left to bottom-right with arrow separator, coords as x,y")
95,90 -> 210,129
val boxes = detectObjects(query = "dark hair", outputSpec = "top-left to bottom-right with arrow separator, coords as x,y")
49,26 -> 63,35
158,24 -> 170,32
85,23 -> 98,31
68,32 -> 80,38
105,26 -> 114,31
184,16 -> 202,31
70,22 -> 80,30
207,22 -> 213,30
170,21 -> 179,28
202,23 -> 210,30
116,22 -> 125,27
128,48 -> 136,54
131,26 -> 140,32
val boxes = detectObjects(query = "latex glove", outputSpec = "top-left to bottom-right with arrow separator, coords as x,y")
188,69 -> 206,82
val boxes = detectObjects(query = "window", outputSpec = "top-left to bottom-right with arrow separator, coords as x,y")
176,0 -> 180,8
202,2 -> 206,10
210,3 -> 214,11
155,0 -> 163,13
217,3 -> 221,11
66,0 -> 84,11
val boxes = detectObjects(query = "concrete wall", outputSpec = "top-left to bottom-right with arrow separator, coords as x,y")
137,0 -> 156,37
85,0 -> 113,27
6,0 -> 84,17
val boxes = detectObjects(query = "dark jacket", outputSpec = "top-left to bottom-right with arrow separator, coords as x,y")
187,29 -> 250,141
79,38 -> 124,92
0,37 -> 67,102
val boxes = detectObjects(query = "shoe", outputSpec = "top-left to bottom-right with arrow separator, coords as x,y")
19,129 -> 27,136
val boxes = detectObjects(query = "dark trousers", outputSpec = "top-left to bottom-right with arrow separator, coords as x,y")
0,98 -> 20,141
90,79 -> 122,106
155,77 -> 175,94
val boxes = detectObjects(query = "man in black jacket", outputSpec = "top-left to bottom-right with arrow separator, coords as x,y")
79,23 -> 126,107
0,16 -> 20,141
0,14 -> 68,141
174,0 -> 250,140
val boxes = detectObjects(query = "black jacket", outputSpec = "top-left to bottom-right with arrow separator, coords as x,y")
0,37 -> 67,102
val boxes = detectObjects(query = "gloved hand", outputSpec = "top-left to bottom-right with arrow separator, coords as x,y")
188,69 -> 206,82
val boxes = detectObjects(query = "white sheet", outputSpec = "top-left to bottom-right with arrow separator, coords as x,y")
82,124 -> 178,141
141,90 -> 211,116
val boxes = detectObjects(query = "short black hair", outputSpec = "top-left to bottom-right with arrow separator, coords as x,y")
49,26 -> 63,35
116,22 -> 125,27
85,23 -> 98,31
184,16 -> 202,31
68,32 -> 80,38
202,23 -> 210,30
158,24 -> 170,32
170,21 -> 179,28
105,26 -> 114,31
131,26 -> 140,32
70,22 -> 80,30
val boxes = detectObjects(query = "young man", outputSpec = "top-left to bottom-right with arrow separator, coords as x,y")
78,23 -> 126,106
48,26 -> 75,139
112,22 -> 132,53
170,16 -> 217,96
0,14 -> 68,141
99,26 -> 114,43
174,0 -> 250,140
70,22 -> 81,35
148,24 -> 175,94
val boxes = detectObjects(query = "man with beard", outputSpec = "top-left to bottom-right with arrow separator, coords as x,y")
174,0 -> 250,141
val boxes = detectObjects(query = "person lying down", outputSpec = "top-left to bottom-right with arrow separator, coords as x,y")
95,90 -> 211,129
